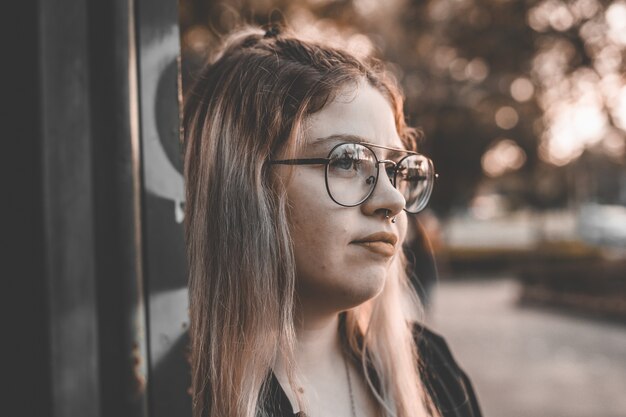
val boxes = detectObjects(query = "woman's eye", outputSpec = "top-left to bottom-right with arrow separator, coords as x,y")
400,167 -> 425,182
331,156 -> 360,171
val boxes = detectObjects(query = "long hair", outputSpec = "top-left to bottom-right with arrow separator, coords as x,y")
182,25 -> 440,417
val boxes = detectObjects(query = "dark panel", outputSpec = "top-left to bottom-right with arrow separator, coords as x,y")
134,0 -> 191,415
39,0 -> 101,416
4,0 -> 51,416
88,0 -> 151,416
39,0 -> 153,416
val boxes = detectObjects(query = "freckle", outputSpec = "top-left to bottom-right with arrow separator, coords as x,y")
298,387 -> 305,394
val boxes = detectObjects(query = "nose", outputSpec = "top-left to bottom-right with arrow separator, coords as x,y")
360,161 -> 405,219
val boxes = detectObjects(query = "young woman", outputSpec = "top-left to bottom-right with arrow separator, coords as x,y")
183,25 -> 482,417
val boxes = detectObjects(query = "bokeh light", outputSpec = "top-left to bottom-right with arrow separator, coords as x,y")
466,58 -> 489,83
495,106 -> 519,130
606,1 -> 626,45
482,139 -> 527,177
510,77 -> 535,102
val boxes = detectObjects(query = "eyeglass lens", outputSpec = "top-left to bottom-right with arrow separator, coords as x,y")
396,154 -> 434,213
325,143 -> 433,213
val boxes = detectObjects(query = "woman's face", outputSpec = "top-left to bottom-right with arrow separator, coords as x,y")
281,81 -> 409,316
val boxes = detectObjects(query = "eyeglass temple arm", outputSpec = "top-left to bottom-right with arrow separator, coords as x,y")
361,142 -> 419,155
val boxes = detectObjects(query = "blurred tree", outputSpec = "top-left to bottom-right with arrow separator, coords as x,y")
179,0 -> 626,215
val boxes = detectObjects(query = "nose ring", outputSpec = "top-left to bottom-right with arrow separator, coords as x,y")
384,210 -> 397,223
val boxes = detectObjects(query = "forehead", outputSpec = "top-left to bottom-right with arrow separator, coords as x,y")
302,82 -> 405,155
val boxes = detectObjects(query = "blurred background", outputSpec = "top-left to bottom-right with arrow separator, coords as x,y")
179,1 -> 626,417
7,1 -> 624,417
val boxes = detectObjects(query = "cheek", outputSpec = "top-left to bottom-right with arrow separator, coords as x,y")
287,173 -> 348,272
287,172 -> 351,283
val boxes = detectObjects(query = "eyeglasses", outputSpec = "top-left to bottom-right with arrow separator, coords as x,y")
268,142 -> 437,214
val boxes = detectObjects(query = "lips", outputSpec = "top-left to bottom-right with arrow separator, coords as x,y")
351,232 -> 398,257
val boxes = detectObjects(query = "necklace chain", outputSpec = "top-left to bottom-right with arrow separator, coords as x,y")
343,352 -> 357,417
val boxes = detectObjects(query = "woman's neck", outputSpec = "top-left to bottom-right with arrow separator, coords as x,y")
293,311 -> 342,373
272,308 -> 347,413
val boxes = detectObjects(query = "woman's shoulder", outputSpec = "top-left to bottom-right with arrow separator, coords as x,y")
411,322 -> 461,368
411,322 -> 483,417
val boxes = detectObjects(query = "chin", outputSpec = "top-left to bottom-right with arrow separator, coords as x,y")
339,267 -> 387,308
295,262 -> 390,312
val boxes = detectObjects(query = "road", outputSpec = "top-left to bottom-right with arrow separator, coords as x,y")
425,277 -> 626,417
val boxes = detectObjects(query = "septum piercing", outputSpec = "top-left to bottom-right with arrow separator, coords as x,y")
384,210 -> 397,223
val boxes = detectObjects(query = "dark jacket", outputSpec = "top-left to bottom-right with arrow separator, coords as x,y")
260,323 -> 482,417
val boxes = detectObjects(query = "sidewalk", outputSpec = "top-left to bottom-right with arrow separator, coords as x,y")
426,277 -> 626,417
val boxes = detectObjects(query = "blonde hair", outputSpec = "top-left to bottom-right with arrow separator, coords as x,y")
182,25 -> 440,417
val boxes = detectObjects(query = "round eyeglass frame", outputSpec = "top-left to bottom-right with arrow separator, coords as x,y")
268,141 -> 438,214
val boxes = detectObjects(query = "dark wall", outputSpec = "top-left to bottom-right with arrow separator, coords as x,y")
5,0 -> 51,416
5,1 -> 187,416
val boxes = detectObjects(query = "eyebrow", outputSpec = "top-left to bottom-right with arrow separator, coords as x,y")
308,134 -> 416,159
308,134 -> 365,148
